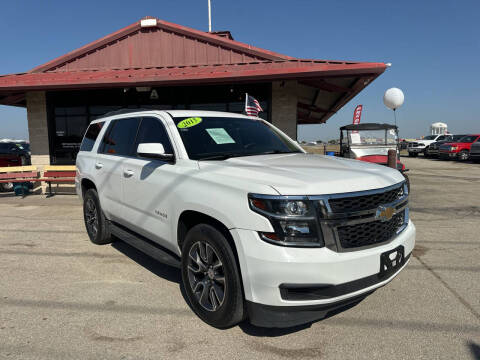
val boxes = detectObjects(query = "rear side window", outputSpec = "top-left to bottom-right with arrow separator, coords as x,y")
133,117 -> 174,155
100,118 -> 140,156
80,122 -> 104,152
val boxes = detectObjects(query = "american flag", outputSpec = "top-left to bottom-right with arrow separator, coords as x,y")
245,93 -> 263,117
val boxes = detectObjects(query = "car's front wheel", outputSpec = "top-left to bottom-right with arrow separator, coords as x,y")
83,188 -> 112,245
457,150 -> 469,161
181,224 -> 244,328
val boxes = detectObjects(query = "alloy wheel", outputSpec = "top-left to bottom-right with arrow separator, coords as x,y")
187,241 -> 226,312
85,198 -> 99,238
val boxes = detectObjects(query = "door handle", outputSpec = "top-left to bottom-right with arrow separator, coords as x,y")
95,162 -> 103,169
123,169 -> 134,177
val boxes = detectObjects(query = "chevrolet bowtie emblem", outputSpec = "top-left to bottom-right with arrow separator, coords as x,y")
375,205 -> 395,222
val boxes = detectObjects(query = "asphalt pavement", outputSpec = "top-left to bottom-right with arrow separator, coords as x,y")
0,156 -> 479,359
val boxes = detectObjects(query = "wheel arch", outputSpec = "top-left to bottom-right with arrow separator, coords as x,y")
81,178 -> 97,196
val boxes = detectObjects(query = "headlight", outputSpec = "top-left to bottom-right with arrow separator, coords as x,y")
248,194 -> 324,247
450,146 -> 458,151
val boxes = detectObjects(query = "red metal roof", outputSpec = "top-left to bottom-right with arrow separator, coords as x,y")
29,18 -> 293,73
0,60 -> 385,91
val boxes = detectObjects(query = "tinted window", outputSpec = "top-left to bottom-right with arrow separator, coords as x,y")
437,136 -> 446,141
80,122 -> 104,152
133,117 -> 174,155
101,118 -> 140,156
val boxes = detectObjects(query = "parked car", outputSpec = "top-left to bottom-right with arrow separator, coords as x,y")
439,134 -> 480,161
0,142 -> 31,192
470,138 -> 480,162
76,110 -> 415,328
425,134 -> 467,158
407,134 -> 449,157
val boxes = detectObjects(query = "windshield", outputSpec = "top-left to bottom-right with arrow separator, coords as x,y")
450,135 -> 467,141
344,129 -> 397,146
423,135 -> 437,140
173,116 -> 302,160
456,135 -> 478,143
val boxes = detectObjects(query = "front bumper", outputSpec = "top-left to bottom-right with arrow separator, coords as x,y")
439,151 -> 457,159
230,221 -> 415,327
408,147 -> 425,153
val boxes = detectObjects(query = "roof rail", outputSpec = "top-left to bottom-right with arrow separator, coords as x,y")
101,108 -> 158,118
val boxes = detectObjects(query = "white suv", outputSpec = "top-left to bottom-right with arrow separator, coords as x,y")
76,110 -> 415,328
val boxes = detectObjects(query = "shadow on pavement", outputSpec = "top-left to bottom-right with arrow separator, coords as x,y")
110,240 -> 195,315
467,341 -> 480,360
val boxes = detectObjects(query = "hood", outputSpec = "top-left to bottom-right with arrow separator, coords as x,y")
198,153 -> 404,195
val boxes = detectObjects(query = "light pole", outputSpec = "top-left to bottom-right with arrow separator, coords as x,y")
208,0 -> 212,32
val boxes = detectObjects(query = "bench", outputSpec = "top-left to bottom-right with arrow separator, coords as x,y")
0,166 -> 39,197
42,165 -> 76,197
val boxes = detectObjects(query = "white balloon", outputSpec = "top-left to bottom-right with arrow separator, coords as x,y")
383,88 -> 404,110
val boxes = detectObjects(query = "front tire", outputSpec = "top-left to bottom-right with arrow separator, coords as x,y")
458,150 -> 469,161
83,188 -> 112,245
181,224 -> 244,328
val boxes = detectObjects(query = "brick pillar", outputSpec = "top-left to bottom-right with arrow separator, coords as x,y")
26,91 -> 50,194
271,80 -> 298,140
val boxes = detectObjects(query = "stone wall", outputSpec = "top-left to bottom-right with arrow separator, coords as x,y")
271,80 -> 298,139
26,91 -> 50,193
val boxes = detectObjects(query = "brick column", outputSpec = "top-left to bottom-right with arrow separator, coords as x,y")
271,80 -> 298,140
26,91 -> 50,193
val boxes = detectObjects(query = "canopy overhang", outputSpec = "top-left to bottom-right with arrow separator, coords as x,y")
0,60 -> 385,124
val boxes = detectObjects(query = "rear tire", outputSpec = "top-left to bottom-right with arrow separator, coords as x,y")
83,188 -> 112,245
181,224 -> 244,328
457,150 -> 469,161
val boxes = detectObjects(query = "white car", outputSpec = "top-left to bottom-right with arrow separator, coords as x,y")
76,110 -> 415,328
407,134 -> 449,157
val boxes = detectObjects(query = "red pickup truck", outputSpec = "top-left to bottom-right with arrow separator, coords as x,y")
438,134 -> 480,161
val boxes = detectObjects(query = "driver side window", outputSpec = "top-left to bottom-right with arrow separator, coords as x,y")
133,117 -> 174,157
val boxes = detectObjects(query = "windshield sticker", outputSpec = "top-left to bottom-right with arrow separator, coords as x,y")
177,117 -> 202,129
206,128 -> 235,144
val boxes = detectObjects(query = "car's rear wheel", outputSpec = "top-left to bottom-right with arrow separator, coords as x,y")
83,188 -> 112,245
181,224 -> 244,328
458,150 -> 469,161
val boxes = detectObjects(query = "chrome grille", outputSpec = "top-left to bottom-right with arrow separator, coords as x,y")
313,182 -> 409,252
328,186 -> 404,213
336,211 -> 405,249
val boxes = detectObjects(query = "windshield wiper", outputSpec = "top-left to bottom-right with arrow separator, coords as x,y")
198,153 -> 241,161
198,150 -> 302,161
254,150 -> 302,155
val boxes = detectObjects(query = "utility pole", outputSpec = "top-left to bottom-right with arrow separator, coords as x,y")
208,0 -> 212,32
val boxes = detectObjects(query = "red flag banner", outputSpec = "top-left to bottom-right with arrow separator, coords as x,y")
353,105 -> 363,125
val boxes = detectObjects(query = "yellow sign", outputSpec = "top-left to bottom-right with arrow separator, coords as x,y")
177,117 -> 202,129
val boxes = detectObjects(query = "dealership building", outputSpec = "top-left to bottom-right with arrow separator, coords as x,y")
0,17 -> 386,167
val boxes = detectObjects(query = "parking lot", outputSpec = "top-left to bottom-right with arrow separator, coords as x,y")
0,157 -> 479,360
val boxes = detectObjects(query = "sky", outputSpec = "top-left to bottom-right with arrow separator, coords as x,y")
0,0 -> 479,141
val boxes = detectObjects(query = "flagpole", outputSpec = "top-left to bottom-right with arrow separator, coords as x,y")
208,0 -> 212,32
245,93 -> 248,115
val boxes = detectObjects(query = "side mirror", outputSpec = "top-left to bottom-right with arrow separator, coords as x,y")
137,143 -> 174,161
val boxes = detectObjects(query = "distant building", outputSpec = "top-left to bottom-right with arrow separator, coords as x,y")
430,122 -> 448,135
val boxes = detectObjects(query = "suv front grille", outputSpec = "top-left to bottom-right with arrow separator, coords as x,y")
336,211 -> 405,249
329,186 -> 404,213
